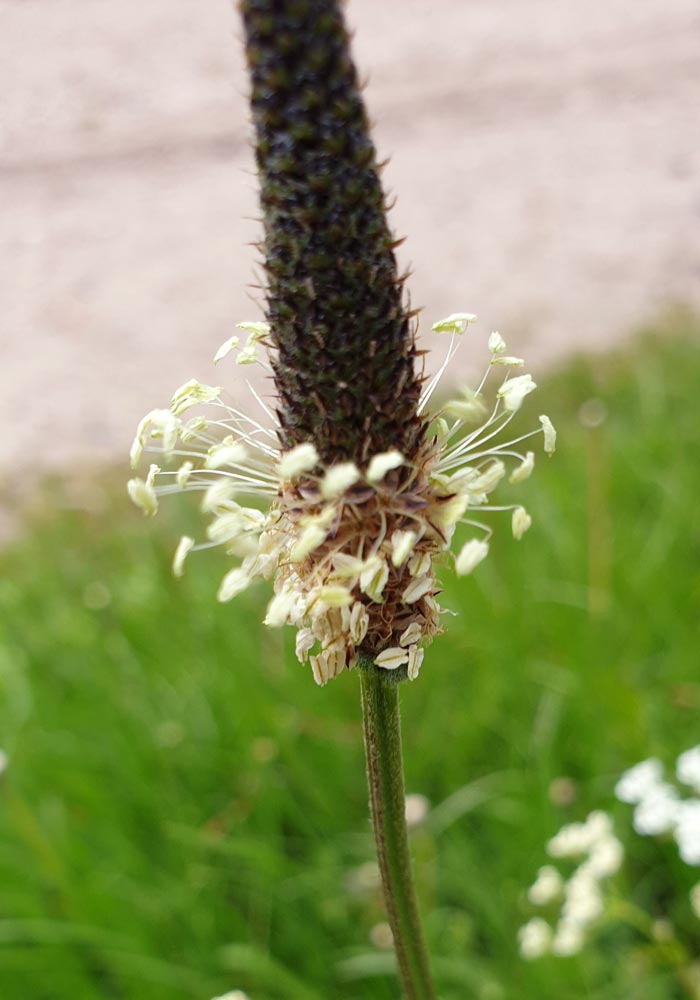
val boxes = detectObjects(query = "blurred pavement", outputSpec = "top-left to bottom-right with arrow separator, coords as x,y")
2,0 -> 700,478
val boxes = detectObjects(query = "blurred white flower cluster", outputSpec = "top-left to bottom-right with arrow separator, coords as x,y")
615,749 -> 700,864
518,811 -> 624,959
520,747 -> 700,963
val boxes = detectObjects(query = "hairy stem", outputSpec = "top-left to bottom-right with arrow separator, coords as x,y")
359,661 -> 436,999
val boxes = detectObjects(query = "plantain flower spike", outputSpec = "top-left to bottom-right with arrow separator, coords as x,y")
129,0 -> 555,685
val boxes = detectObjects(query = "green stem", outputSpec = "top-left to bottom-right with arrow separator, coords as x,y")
359,661 -> 436,1000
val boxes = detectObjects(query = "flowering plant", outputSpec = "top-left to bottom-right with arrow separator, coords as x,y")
127,1 -> 556,994
129,317 -> 554,687
519,747 -> 700,996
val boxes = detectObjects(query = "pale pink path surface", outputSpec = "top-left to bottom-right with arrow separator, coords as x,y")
2,0 -> 700,481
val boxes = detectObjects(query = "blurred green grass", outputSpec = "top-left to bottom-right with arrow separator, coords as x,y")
1,319 -> 699,999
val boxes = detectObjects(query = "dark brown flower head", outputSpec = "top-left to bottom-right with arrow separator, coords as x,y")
240,0 -> 426,466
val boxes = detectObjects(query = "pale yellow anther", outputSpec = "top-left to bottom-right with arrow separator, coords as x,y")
366,450 -> 404,484
431,313 -> 477,334
289,523 -> 327,563
399,622 -> 422,647
470,460 -> 506,494
130,409 -> 178,467
406,645 -> 424,681
349,602 -> 369,644
180,415 -> 208,442
301,505 -> 336,530
127,476 -> 158,517
445,391 -> 487,423
205,441 -> 248,470
498,374 -> 537,412
217,567 -> 252,603
539,414 -> 557,454
206,511 -> 245,544
512,506 -> 532,540
510,451 -> 535,484
213,335 -> 239,364
145,463 -> 160,489
455,538 -> 489,575
206,507 -> 262,545
170,379 -> 222,416
331,553 -> 365,579
176,461 -> 194,489
359,556 -> 389,602
402,575 -> 433,604
172,536 -> 195,578
488,331 -> 506,354
433,416 -> 451,444
264,586 -> 298,627
235,321 -> 270,341
236,344 -> 258,365
317,586 -> 354,608
408,551 -> 432,578
277,442 -> 319,479
432,494 -> 469,530
374,647 -> 409,670
490,356 -> 524,367
391,530 -> 417,567
201,478 -> 238,513
310,653 -> 330,686
295,628 -> 315,664
322,641 -> 347,680
321,462 -> 361,499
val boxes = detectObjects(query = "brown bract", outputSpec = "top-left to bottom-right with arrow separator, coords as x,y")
276,448 -> 452,675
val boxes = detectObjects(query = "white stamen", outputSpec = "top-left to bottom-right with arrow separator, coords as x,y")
235,321 -> 270,340
431,313 -> 477,334
310,652 -> 330,686
359,556 -> 389,602
277,442 -> 319,479
127,476 -> 158,517
213,335 -> 240,364
317,585 -> 354,608
498,374 -> 537,412
172,536 -> 194,578
349,602 -> 369,644
539,414 -> 557,454
375,647 -> 409,670
391,530 -> 417,567
490,356 -> 524,367
512,506 -> 532,540
290,524 -> 328,563
455,539 -> 489,575
295,628 -> 315,664
321,462 -> 361,499
176,461 -> 194,488
264,586 -> 298,627
510,451 -> 535,484
406,645 -> 424,680
205,441 -> 248,470
402,575 -> 432,604
217,567 -> 252,602
367,450 -> 404,483
488,331 -> 506,354
399,622 -> 422,647
444,391 -> 487,424
170,380 -> 222,416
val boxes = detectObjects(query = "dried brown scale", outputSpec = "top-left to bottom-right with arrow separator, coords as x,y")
275,452 -> 448,671
240,0 -> 427,466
